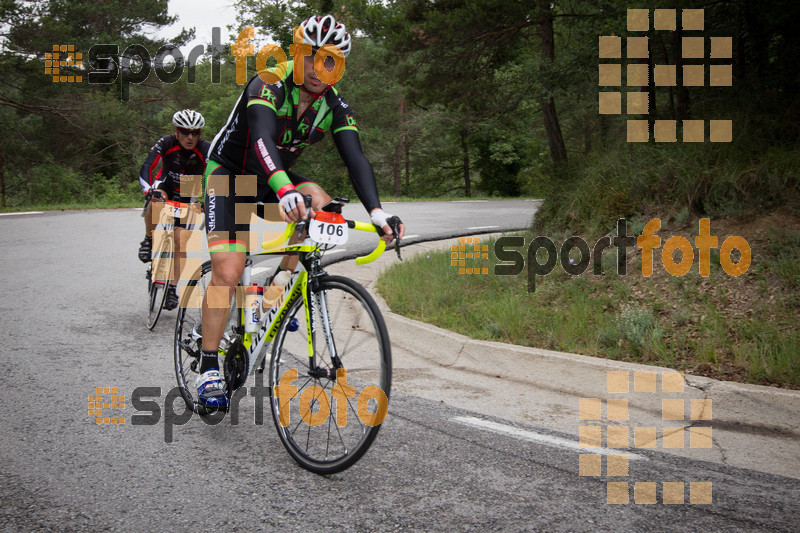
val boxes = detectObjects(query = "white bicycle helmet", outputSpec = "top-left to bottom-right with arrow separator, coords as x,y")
172,109 -> 205,130
299,15 -> 352,57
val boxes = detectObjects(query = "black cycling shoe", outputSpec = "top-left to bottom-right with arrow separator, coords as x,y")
164,286 -> 179,311
138,236 -> 152,263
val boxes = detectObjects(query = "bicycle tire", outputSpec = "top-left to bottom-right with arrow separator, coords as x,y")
174,260 -> 213,414
269,275 -> 392,475
174,261 -> 242,415
146,234 -> 172,329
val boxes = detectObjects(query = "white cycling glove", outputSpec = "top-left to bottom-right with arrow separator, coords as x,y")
279,190 -> 304,217
370,208 -> 394,230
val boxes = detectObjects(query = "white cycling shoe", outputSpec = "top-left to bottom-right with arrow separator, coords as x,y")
195,369 -> 229,410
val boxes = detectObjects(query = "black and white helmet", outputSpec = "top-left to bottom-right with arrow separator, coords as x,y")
299,15 -> 351,57
172,109 -> 205,129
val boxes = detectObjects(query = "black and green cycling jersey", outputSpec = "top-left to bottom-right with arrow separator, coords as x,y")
206,60 -> 381,211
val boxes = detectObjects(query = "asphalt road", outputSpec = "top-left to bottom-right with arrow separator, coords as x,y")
1,204 -> 798,532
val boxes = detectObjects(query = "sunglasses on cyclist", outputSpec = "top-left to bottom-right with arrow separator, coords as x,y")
177,128 -> 201,137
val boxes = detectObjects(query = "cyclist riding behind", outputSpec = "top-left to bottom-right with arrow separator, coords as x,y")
138,109 -> 210,311
197,15 -> 405,409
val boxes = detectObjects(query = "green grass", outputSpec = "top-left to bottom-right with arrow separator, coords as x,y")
379,195 -> 540,203
766,228 -> 800,289
530,140 -> 800,238
0,199 -> 142,212
377,231 -> 800,388
1,176 -> 143,212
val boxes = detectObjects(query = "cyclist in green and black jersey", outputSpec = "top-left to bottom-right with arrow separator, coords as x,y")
196,15 -> 405,409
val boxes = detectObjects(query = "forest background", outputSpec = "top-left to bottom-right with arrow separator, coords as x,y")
2,0 -> 797,229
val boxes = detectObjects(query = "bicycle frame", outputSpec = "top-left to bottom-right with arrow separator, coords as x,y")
174,206 -> 396,473
224,217 -> 386,379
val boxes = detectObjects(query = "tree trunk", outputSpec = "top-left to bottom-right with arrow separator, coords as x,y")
404,131 -> 410,196
392,141 -> 401,196
0,149 -> 5,208
647,53 -> 656,116
673,27 -> 689,121
657,33 -> 675,118
538,2 -> 568,163
584,127 -> 591,154
393,94 -> 405,196
461,129 -> 470,197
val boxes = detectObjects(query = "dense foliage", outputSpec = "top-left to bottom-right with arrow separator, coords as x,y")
1,0 -> 797,222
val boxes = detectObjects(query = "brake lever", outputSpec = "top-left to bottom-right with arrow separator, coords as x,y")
390,217 -> 402,261
295,194 -> 314,238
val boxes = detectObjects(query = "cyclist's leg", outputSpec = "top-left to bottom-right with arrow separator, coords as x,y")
154,184 -> 183,309
144,188 -> 166,237
171,226 -> 183,288
144,198 -> 156,237
160,183 -> 182,289
139,193 -> 160,262
201,165 -> 249,357
201,250 -> 245,355
197,165 -> 251,407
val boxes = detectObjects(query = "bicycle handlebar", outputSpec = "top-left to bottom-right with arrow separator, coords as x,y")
259,212 -> 391,265
349,220 -> 387,265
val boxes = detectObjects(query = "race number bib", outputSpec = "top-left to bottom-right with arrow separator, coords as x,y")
171,204 -> 186,218
309,213 -> 348,245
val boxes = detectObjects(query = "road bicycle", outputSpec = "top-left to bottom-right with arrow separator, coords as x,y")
173,197 -> 401,474
146,199 -> 202,329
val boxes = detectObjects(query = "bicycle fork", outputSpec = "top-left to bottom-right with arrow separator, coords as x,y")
307,286 -> 343,381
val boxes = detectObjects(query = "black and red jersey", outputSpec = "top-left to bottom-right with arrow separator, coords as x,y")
138,134 -> 211,199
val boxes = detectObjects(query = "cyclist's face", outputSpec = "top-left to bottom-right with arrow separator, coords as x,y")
176,127 -> 201,150
302,54 -> 336,94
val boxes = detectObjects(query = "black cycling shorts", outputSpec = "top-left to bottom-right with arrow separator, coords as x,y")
203,161 -> 315,253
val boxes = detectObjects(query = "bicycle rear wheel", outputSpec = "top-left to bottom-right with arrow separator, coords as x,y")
174,261 -> 213,413
146,234 -> 172,329
269,275 -> 391,475
174,261 -> 246,414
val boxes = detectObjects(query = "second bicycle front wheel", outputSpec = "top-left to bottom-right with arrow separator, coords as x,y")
269,275 -> 391,475
146,234 -> 172,329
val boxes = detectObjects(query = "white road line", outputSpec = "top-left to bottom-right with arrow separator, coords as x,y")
453,416 -> 647,460
402,234 -> 420,239
251,266 -> 272,276
468,226 -> 499,230
453,200 -> 489,203
0,211 -> 44,216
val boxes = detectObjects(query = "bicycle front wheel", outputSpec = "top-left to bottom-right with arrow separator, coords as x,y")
269,275 -> 392,475
146,234 -> 172,329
